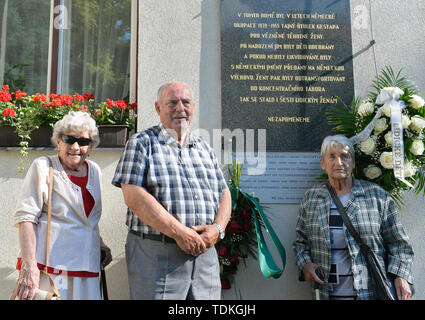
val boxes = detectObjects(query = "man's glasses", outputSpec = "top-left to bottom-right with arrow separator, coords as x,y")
61,134 -> 92,146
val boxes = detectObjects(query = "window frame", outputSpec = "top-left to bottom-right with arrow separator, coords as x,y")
47,0 -> 138,111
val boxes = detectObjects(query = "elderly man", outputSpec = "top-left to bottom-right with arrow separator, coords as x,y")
293,135 -> 414,300
112,81 -> 231,300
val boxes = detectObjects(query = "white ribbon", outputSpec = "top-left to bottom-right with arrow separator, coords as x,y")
349,107 -> 384,145
350,87 -> 414,188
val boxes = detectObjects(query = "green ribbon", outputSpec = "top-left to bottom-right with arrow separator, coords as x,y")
231,187 -> 286,279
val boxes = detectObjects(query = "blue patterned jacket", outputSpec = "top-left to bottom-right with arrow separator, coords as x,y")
293,179 -> 414,300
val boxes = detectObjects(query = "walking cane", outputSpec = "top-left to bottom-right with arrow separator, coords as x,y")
100,250 -> 109,300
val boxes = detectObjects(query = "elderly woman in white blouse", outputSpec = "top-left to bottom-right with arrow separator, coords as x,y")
14,111 -> 112,300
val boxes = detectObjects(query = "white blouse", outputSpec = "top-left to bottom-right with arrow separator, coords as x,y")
14,155 -> 102,273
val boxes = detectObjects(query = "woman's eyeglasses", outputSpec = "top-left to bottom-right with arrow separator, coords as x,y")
61,134 -> 92,146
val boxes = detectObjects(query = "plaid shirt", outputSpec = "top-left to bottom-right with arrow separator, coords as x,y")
112,124 -> 228,235
293,179 -> 414,300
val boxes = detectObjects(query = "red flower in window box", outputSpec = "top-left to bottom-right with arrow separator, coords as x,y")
2,107 -> 15,118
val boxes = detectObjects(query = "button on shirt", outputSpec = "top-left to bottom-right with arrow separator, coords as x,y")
112,124 -> 228,235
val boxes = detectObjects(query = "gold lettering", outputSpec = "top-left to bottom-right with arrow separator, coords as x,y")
233,22 -> 257,28
267,116 -> 311,123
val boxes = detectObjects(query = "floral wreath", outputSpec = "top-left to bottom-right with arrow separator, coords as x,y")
216,161 -> 286,290
215,162 -> 261,290
327,67 -> 425,205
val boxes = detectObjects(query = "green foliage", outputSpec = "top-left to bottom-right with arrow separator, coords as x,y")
0,86 -> 136,172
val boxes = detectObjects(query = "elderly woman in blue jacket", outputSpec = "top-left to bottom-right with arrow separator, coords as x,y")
293,135 -> 413,300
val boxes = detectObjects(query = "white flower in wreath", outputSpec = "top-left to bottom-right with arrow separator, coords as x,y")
384,131 -> 392,146
374,118 -> 388,135
380,151 -> 393,169
357,101 -> 375,117
364,165 -> 382,179
402,115 -> 411,129
377,87 -> 404,103
359,137 -> 376,155
410,139 -> 425,156
410,115 -> 425,133
409,94 -> 425,110
404,161 -> 417,178
382,103 -> 392,117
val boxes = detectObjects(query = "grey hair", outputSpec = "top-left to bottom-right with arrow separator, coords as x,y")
156,81 -> 192,103
320,135 -> 355,160
51,111 -> 99,148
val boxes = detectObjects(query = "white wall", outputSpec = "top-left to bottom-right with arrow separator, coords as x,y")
1,0 -> 424,300
137,0 -> 425,300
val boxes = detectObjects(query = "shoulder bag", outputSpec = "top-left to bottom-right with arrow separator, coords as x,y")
326,182 -> 395,300
10,157 -> 61,300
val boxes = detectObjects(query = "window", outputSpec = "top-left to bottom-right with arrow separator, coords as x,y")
0,0 -> 50,93
0,0 -> 135,103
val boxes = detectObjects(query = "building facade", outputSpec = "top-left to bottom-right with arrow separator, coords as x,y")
1,0 -> 424,299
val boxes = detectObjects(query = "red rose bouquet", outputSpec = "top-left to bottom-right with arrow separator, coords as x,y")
215,161 -> 265,290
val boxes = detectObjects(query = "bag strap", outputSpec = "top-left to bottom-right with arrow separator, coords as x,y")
45,156 -> 54,270
240,190 -> 286,279
44,156 -> 60,299
326,182 -> 398,300
10,157 -> 60,300
325,181 -> 365,248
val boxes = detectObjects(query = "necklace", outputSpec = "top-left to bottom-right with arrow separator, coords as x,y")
65,166 -> 86,177
62,162 -> 87,177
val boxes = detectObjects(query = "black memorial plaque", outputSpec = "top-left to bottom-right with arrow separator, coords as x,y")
221,0 -> 354,151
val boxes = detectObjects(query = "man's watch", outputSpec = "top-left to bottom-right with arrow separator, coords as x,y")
213,223 -> 225,240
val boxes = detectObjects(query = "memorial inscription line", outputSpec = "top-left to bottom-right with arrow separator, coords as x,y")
226,9 -> 347,123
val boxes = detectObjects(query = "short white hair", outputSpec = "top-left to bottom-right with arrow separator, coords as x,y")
156,81 -> 192,103
320,135 -> 355,161
51,111 -> 99,148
